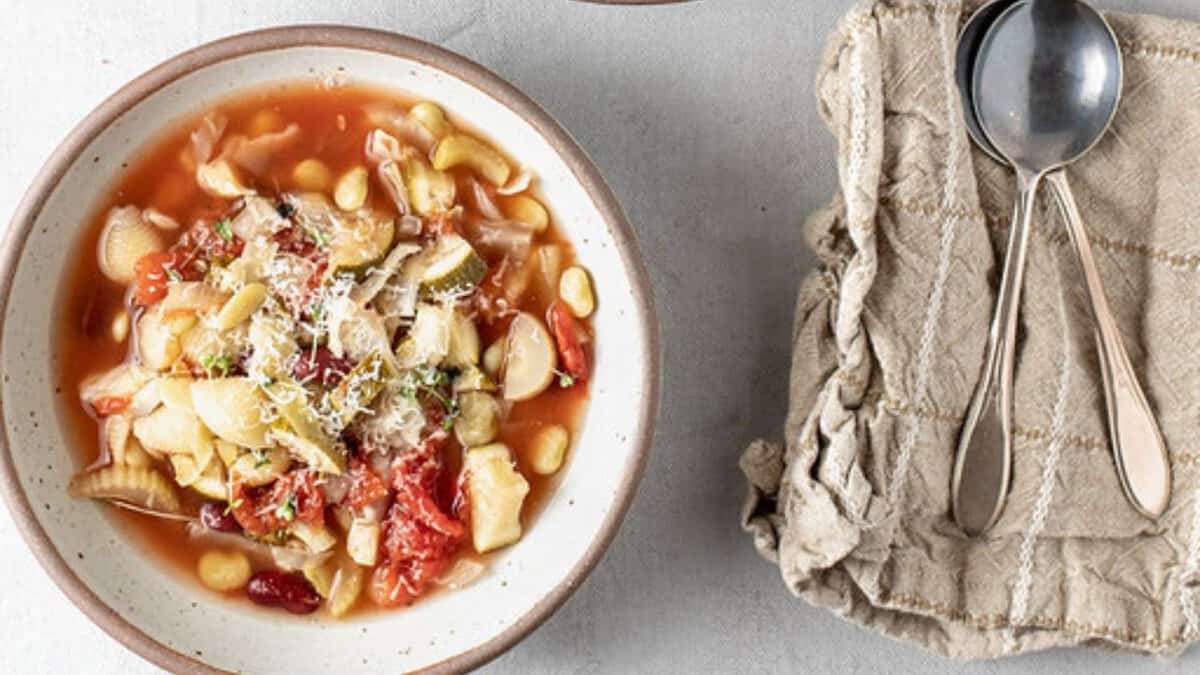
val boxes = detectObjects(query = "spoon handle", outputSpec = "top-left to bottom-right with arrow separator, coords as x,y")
952,170 -> 1040,536
1046,170 -> 1171,518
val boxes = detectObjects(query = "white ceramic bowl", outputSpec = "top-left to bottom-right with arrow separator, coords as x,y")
0,26 -> 658,674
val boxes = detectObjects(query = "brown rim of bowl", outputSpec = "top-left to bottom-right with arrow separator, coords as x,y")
0,24 -> 659,675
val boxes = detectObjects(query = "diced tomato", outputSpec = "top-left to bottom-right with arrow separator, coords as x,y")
132,240 -> 213,306
230,469 -> 326,536
92,395 -> 129,416
346,458 -> 390,509
133,251 -> 175,305
368,444 -> 464,607
272,224 -> 318,259
548,302 -> 588,382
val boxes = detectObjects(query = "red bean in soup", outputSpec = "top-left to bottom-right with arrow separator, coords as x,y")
57,82 -> 593,618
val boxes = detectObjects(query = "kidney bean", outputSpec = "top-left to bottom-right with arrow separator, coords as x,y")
292,347 -> 353,387
247,571 -> 321,614
199,501 -> 240,533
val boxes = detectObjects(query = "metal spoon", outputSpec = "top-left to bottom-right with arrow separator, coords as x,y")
951,0 -> 1168,535
954,0 -> 1170,529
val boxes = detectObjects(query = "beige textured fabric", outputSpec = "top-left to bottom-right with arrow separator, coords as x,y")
740,0 -> 1200,659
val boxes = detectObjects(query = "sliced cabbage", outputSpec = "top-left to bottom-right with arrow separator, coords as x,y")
446,310 -> 481,368
364,128 -> 405,164
230,195 -> 289,242
395,303 -> 451,369
327,556 -> 364,618
350,242 -> 421,307
189,112 -> 227,166
80,364 -> 155,409
290,521 -> 337,554
197,159 -> 255,199
228,123 -> 301,176
346,519 -> 380,566
190,377 -> 271,448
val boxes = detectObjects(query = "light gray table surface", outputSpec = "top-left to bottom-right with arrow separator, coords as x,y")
2,0 -> 1199,673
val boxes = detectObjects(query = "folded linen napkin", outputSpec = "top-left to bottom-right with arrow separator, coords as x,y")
740,0 -> 1200,658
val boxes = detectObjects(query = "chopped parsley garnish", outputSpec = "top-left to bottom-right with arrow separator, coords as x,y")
554,369 -> 576,388
275,494 -> 297,522
165,268 -> 183,282
214,218 -> 233,241
304,225 -> 330,247
223,498 -> 244,515
414,365 -> 450,388
251,448 -> 270,469
199,354 -> 234,378
399,366 -> 460,425
441,402 -> 460,431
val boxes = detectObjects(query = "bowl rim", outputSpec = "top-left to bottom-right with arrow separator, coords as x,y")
0,24 -> 659,675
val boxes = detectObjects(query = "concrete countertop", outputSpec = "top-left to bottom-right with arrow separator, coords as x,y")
1,1 -> 1197,672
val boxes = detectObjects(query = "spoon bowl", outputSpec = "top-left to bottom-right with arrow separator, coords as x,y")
973,0 -> 1123,174
955,0 -> 1019,163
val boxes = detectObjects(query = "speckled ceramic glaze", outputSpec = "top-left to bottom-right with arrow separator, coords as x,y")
0,26 -> 657,674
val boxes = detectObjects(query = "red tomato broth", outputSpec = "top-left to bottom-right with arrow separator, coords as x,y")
55,81 -> 592,617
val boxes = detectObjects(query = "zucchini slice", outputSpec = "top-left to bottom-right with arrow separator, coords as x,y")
328,351 -> 395,427
501,311 -> 557,401
271,378 -> 346,474
419,234 -> 487,296
69,465 -> 181,513
329,212 -> 395,275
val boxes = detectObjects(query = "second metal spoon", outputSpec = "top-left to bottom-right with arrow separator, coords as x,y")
953,0 -> 1171,534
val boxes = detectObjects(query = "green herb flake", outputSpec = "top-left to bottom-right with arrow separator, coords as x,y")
554,369 -> 576,389
223,498 -> 244,515
251,448 -> 270,469
304,225 -> 330,247
165,268 -> 183,282
275,494 -> 297,522
214,218 -> 234,241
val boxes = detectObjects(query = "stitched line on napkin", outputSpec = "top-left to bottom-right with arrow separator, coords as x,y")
882,195 -> 1200,272
865,392 -> 1200,465
1006,262 -> 1073,651
884,5 -> 963,512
